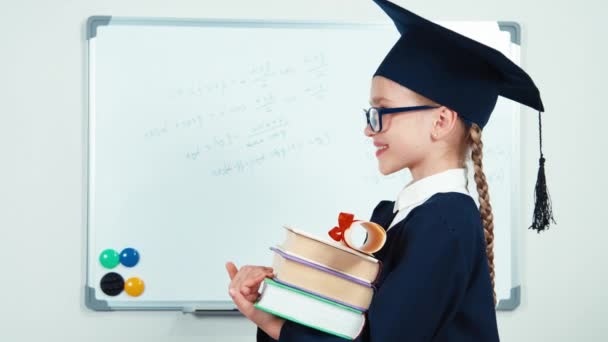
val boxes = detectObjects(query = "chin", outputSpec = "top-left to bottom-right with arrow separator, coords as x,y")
378,163 -> 402,176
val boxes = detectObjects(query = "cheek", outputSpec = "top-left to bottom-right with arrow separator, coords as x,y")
388,117 -> 429,154
390,134 -> 424,158
390,130 -> 431,173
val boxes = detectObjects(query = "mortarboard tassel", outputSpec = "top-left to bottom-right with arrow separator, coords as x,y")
530,111 -> 556,232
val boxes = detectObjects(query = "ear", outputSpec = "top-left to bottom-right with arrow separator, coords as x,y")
431,106 -> 459,140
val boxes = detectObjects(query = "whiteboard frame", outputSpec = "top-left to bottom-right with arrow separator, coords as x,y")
496,21 -> 522,311
83,16 -> 523,313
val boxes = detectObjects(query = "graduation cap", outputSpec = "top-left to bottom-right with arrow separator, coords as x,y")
372,0 -> 555,232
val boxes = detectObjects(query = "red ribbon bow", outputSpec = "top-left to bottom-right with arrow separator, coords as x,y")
328,212 -> 356,248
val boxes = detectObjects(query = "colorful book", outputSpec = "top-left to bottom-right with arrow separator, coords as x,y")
254,278 -> 365,340
270,246 -> 374,311
279,225 -> 382,284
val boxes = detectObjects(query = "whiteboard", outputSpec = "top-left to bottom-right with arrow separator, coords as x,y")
85,17 -> 523,312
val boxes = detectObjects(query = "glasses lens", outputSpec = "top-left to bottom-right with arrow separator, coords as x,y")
369,108 -> 380,131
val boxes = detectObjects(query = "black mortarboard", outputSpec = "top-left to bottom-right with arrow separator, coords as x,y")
373,0 -> 555,232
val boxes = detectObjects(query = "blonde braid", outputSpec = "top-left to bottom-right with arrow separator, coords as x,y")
468,123 -> 496,306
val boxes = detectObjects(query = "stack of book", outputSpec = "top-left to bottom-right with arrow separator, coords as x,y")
254,225 -> 382,340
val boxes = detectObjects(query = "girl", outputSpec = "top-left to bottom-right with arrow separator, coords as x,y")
226,0 -> 551,340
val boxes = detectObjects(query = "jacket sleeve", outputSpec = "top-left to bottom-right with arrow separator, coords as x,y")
276,205 -> 473,342
257,327 -> 278,342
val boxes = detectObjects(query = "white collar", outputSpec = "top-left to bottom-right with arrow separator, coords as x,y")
393,168 -> 469,214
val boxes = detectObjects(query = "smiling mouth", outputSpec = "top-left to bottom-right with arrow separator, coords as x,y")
375,144 -> 388,157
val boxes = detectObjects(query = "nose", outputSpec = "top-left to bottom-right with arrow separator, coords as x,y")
364,124 -> 375,137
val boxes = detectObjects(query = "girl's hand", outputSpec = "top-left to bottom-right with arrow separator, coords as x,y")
225,262 -> 285,339
225,262 -> 273,302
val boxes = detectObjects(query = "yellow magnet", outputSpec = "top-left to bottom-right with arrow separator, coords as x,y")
124,277 -> 145,297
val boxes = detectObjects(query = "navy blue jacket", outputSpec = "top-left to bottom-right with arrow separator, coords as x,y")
257,192 -> 499,341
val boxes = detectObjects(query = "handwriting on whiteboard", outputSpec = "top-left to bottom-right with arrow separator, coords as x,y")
211,132 -> 331,177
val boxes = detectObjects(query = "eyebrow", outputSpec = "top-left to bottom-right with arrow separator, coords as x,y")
369,96 -> 390,106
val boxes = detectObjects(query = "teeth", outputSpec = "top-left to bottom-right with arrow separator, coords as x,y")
376,145 -> 388,150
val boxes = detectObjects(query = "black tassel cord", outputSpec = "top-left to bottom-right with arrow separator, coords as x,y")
530,111 -> 556,232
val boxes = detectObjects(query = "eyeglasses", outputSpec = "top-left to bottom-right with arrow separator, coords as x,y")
364,105 -> 439,132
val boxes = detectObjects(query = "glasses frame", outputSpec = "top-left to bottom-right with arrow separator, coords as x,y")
364,105 -> 440,132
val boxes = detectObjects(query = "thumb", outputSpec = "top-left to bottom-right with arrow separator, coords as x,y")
225,262 -> 238,280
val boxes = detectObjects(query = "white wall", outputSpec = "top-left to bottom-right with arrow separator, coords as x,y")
1,0 -> 606,340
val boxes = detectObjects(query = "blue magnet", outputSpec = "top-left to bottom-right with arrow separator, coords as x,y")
120,247 -> 140,267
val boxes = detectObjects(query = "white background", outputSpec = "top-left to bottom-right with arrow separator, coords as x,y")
1,0 -> 606,341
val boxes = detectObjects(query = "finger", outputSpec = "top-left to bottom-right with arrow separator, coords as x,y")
242,272 -> 269,290
244,293 -> 259,302
241,285 -> 262,297
225,262 -> 238,280
242,270 -> 271,293
229,288 -> 254,317
230,267 -> 252,290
